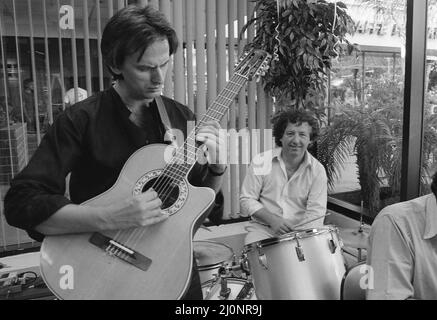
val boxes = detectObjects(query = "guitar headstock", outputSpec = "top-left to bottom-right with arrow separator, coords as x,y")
234,49 -> 272,81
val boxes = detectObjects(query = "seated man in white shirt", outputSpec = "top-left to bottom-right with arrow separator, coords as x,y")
240,109 -> 328,245
366,172 -> 437,300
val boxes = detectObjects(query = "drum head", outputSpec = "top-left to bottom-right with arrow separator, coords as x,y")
193,241 -> 234,269
243,226 -> 339,252
243,232 -> 297,252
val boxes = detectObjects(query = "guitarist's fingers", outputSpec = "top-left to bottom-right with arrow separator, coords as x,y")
147,198 -> 163,210
138,188 -> 159,201
140,213 -> 168,226
199,120 -> 221,130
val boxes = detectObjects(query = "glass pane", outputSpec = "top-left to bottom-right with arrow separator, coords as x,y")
421,2 -> 437,194
321,0 -> 406,219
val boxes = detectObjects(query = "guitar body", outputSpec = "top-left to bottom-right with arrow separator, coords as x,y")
40,144 -> 215,299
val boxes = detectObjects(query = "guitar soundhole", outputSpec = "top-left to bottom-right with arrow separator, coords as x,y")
142,176 -> 180,210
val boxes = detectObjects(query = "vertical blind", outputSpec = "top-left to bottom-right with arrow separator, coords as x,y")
0,0 -> 272,251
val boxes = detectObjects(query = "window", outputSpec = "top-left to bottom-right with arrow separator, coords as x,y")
420,1 -> 437,194
321,0 -> 407,220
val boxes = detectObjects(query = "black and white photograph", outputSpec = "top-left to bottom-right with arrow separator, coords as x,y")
0,0 -> 435,308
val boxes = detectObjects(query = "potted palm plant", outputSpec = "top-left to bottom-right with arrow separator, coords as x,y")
318,75 -> 437,217
241,0 -> 355,109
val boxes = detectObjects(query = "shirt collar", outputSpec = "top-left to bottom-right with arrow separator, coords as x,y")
272,147 -> 312,169
424,193 -> 437,239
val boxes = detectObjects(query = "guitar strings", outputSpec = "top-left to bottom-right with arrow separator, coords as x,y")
151,74 -> 246,202
151,75 -> 247,205
123,74 -> 248,248
150,52 -> 259,202
151,76 -> 246,209
124,76 -> 245,247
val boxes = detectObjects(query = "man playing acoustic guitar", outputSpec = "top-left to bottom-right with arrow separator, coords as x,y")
4,5 -> 226,300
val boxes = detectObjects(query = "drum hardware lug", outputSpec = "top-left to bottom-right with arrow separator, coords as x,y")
328,232 -> 337,253
295,238 -> 305,261
332,226 -> 344,248
256,244 -> 268,269
218,265 -> 228,276
239,252 -> 251,276
258,253 -> 268,269
328,239 -> 337,253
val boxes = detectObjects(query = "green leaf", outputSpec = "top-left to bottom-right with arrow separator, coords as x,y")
282,9 -> 292,18
285,26 -> 293,37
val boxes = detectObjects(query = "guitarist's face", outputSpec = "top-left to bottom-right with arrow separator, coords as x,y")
112,38 -> 170,103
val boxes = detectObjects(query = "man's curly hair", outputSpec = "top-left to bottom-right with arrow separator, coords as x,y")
271,109 -> 319,147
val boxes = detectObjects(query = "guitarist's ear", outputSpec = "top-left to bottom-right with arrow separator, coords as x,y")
108,65 -> 122,78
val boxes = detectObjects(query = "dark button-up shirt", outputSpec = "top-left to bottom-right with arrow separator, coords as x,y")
4,86 -> 223,299
5,86 -> 214,239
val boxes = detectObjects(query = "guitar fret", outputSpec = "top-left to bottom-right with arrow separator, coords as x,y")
219,95 -> 234,103
172,151 -> 197,163
206,109 -> 225,119
211,102 -> 228,112
171,146 -> 198,164
203,114 -> 217,122
172,153 -> 196,165
228,79 -> 242,87
223,87 -> 239,96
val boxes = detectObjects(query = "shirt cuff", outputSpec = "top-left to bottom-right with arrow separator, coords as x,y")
240,200 -> 264,217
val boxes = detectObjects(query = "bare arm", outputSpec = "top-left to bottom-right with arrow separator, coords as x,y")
252,208 -> 295,235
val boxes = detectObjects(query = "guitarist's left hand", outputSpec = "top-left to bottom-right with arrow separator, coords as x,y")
196,120 -> 227,173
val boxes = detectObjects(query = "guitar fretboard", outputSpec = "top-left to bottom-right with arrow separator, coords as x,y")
160,72 -> 248,183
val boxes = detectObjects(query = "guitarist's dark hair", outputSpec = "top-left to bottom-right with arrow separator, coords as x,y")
101,5 -> 179,80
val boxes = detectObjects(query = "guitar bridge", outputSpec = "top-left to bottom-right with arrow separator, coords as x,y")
89,232 -> 152,271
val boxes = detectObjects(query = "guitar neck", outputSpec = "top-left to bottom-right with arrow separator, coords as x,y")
163,73 -> 248,181
197,72 -> 247,125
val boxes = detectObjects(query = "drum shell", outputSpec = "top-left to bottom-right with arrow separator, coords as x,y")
244,226 -> 346,300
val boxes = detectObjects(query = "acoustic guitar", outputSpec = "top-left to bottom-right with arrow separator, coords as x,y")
40,49 -> 271,299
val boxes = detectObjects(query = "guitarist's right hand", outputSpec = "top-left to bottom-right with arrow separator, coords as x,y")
102,188 -> 168,230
